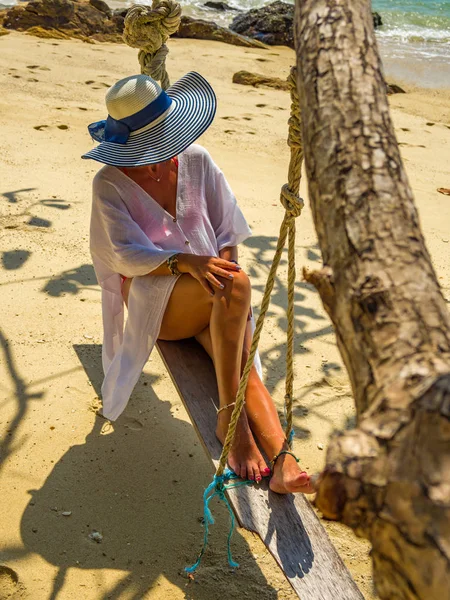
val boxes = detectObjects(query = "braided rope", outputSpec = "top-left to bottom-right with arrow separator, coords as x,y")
216,67 -> 304,476
123,1 -> 181,90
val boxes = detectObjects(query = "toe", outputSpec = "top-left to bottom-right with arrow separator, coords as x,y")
297,471 -> 310,485
253,464 -> 262,483
247,465 -> 255,481
231,462 -> 241,478
239,465 -> 248,481
259,460 -> 270,478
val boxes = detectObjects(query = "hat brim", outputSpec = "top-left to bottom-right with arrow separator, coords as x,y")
81,72 -> 216,167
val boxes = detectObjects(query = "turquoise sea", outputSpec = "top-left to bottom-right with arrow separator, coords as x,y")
2,0 -> 449,87
370,0 -> 450,86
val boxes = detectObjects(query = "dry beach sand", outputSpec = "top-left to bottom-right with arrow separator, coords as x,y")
1,30 -> 449,600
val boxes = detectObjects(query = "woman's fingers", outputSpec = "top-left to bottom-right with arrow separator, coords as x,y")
212,267 -> 235,280
215,259 -> 241,271
206,272 -> 225,290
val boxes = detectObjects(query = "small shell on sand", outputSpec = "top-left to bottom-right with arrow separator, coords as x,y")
89,531 -> 103,543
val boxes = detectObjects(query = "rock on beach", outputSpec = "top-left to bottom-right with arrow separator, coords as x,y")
173,15 -> 266,48
1,0 -> 123,42
230,1 -> 384,48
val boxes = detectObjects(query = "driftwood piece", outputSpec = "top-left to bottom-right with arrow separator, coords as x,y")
157,338 -> 363,600
294,1 -> 450,598
232,70 -> 289,90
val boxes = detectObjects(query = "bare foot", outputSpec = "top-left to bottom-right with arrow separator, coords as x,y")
269,453 -> 316,495
216,408 -> 269,482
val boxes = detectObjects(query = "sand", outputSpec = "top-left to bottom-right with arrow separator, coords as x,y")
0,30 -> 449,600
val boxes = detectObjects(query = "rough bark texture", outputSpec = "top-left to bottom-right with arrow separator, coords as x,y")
294,1 -> 450,598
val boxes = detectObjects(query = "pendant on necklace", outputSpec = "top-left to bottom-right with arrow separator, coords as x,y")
149,172 -> 162,183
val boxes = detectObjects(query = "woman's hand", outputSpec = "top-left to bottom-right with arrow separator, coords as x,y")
177,254 -> 241,295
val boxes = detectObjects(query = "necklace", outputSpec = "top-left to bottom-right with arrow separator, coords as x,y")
147,162 -> 169,183
147,169 -> 162,183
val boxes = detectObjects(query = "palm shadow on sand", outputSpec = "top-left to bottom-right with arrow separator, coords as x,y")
13,344 -> 279,600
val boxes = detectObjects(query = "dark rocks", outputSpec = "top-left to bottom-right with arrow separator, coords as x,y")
89,0 -> 112,18
2,1 -> 266,47
387,83 -> 406,95
232,70 -> 289,91
230,1 -> 384,49
27,0 -> 75,24
112,8 -> 129,18
174,15 -> 266,48
2,0 -> 123,41
230,1 -> 294,48
373,11 -> 383,28
204,1 -> 239,11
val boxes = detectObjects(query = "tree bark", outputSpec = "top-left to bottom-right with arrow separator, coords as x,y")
294,1 -> 450,598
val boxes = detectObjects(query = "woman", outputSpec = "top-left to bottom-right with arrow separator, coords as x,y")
83,71 -> 314,494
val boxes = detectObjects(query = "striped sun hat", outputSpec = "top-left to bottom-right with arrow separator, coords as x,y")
82,71 -> 216,167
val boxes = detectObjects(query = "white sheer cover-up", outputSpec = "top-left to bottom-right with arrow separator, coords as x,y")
90,144 -> 261,421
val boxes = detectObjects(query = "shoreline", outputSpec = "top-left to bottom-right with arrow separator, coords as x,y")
2,0 -> 450,90
1,29 -> 449,600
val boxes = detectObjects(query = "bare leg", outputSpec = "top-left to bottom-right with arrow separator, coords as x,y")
124,274 -> 267,481
196,323 -> 314,494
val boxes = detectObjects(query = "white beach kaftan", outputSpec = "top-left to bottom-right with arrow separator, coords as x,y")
90,144 -> 260,421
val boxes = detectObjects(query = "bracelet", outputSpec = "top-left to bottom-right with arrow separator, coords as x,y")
167,253 -> 181,276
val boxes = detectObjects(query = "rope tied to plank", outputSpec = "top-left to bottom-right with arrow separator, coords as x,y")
185,469 -> 253,572
123,0 -> 181,90
187,68 -> 305,571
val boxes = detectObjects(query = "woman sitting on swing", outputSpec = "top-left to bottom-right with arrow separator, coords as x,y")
83,72 -> 314,494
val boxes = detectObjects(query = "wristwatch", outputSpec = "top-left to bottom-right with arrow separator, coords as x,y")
167,253 -> 181,276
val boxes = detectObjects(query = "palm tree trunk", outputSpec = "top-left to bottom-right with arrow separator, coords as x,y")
294,1 -> 450,598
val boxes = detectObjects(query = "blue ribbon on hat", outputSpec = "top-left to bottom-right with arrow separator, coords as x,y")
88,90 -> 172,145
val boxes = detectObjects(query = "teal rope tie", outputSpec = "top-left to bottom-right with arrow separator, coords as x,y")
287,427 -> 295,447
185,468 -> 252,573
283,396 -> 296,448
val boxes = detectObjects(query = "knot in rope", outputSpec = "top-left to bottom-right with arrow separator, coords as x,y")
123,2 -> 181,52
123,1 -> 181,89
280,184 -> 304,218
210,473 -> 228,499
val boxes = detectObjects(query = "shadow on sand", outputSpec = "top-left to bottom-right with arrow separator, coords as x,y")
5,344 -> 279,600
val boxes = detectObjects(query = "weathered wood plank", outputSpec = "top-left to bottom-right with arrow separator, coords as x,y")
157,338 -> 364,600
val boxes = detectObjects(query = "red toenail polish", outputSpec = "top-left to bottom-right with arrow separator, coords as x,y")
263,468 -> 271,474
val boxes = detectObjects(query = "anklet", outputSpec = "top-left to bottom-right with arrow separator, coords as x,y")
270,450 -> 300,468
217,401 -> 245,415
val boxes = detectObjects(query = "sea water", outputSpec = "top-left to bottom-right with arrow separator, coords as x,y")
2,0 -> 449,87
372,0 -> 450,86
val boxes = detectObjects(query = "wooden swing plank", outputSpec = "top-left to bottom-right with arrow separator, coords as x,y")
157,338 -> 364,600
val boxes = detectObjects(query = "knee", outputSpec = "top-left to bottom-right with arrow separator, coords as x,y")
228,269 -> 251,305
215,269 -> 251,307
233,268 -> 251,292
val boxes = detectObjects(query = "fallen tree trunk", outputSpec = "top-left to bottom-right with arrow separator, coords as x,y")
294,1 -> 450,598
